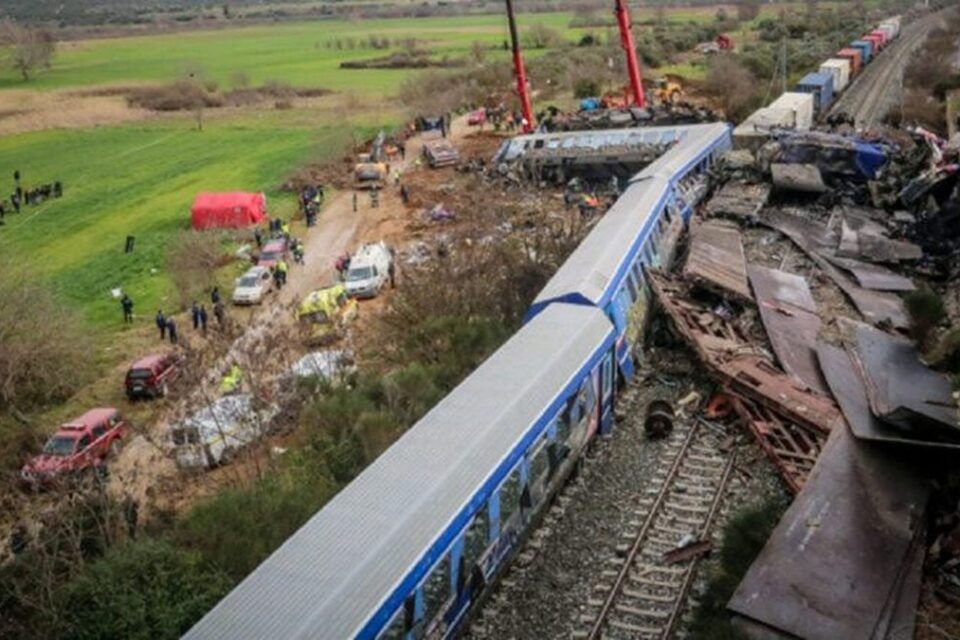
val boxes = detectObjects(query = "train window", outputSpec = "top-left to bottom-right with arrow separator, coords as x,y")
422,554 -> 450,626
463,506 -> 489,574
602,355 -> 614,399
577,379 -> 596,425
555,408 -> 571,445
379,609 -> 406,640
625,274 -> 639,302
632,260 -> 644,284
657,214 -> 668,235
528,437 -> 551,501
499,467 -> 522,527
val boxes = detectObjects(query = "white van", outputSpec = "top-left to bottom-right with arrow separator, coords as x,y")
344,242 -> 393,299
171,394 -> 276,469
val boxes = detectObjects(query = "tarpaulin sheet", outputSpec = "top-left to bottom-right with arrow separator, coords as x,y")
191,192 -> 267,230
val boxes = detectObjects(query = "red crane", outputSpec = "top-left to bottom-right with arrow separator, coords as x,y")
505,0 -> 535,133
614,0 -> 646,108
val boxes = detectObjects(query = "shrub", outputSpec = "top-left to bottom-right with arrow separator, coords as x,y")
574,78 -> 601,99
55,540 -> 231,640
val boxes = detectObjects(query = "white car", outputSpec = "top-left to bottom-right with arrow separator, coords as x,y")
232,265 -> 273,305
344,242 -> 393,299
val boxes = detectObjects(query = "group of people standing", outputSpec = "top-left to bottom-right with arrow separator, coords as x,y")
151,288 -> 226,344
1,170 -> 64,222
299,184 -> 324,227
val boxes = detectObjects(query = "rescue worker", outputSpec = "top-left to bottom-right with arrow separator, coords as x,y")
254,227 -> 263,249
352,190 -> 358,213
400,184 -> 410,206
121,294 -> 134,323
221,363 -> 243,395
273,265 -> 283,290
211,286 -> 221,306
155,310 -> 167,340
388,260 -> 396,289
292,240 -> 305,265
281,221 -> 290,241
399,141 -> 406,160
214,301 -> 225,327
166,317 -> 178,344
199,305 -> 208,334
191,301 -> 201,330
277,258 -> 289,287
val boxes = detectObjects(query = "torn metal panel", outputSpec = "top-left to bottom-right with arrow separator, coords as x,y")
728,424 -> 931,640
837,214 -> 923,263
849,322 -> 960,436
770,163 -> 827,193
817,342 -> 960,449
748,265 -> 828,394
822,255 -> 915,291
731,396 -> 825,493
872,525 -> 926,640
705,182 -> 771,220
684,220 -> 752,301
648,270 -> 842,435
759,210 -> 909,329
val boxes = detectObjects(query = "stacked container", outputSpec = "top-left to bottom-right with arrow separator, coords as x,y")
851,40 -> 873,64
838,48 -> 863,75
768,92 -> 815,130
796,72 -> 835,114
820,59 -> 851,92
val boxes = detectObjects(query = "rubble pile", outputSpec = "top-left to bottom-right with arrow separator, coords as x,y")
536,102 -> 719,132
648,123 -> 960,639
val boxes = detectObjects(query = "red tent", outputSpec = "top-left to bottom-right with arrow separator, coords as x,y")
190,192 -> 267,230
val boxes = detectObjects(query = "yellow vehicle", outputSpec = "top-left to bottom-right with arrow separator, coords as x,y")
297,284 -> 358,346
655,78 -> 683,104
354,155 -> 390,190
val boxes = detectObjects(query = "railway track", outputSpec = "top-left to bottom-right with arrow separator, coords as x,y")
829,11 -> 945,127
578,419 -> 735,640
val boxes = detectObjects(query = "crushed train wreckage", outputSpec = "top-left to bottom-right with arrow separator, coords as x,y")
646,120 -> 960,640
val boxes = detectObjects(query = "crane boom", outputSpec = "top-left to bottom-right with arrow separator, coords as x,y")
614,0 -> 645,107
505,0 -> 535,133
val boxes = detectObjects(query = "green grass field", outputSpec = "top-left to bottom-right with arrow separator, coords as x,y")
0,14 -> 582,93
0,114 -> 366,326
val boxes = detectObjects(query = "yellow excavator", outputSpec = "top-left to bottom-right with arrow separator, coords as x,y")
654,78 -> 683,105
354,130 -> 390,190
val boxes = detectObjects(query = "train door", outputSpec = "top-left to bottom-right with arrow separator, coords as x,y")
598,351 -> 616,434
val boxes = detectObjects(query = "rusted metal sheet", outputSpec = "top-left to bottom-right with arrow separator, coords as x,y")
837,213 -> 922,263
731,395 -> 825,493
748,264 -> 828,394
823,255 -> 915,291
817,341 -> 960,450
648,270 -> 842,435
848,322 -> 960,436
683,220 -> 752,301
760,210 -> 909,329
705,181 -> 771,220
728,424 -> 931,640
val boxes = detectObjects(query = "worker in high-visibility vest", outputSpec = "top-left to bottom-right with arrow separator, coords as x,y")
221,364 -> 243,395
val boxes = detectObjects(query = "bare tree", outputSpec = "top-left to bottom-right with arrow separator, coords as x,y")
702,56 -> 758,122
0,19 -> 56,81
737,0 -> 761,22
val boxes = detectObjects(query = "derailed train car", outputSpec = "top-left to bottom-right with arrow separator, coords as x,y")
185,122 -> 733,640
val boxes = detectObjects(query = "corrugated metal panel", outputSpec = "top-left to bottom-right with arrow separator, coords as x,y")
185,304 -> 614,640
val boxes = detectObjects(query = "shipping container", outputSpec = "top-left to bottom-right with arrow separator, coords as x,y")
870,28 -> 890,47
882,15 -> 901,38
877,23 -> 897,42
851,40 -> 873,64
733,108 -> 796,150
838,48 -> 863,75
769,92 -> 815,130
864,34 -> 884,53
796,72 -> 835,114
820,58 -> 851,92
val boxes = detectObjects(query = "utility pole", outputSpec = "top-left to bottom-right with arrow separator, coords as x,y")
505,0 -> 535,133
614,0 -> 646,107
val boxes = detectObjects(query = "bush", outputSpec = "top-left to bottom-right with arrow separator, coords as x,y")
55,540 -> 231,640
702,56 -> 759,121
574,78 -> 601,99
904,287 -> 946,352
523,23 -> 563,49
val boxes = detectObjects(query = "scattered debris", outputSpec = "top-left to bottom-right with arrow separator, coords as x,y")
644,399 -> 675,438
704,181 -> 771,221
663,539 -> 712,565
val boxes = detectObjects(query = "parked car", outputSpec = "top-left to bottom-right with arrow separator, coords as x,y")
125,353 -> 181,399
467,109 -> 486,126
297,283 -> 359,345
20,408 -> 127,488
422,138 -> 460,168
256,238 -> 288,269
233,265 -> 274,305
344,242 -> 393,299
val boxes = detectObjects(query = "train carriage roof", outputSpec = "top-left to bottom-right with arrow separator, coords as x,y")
185,304 -> 615,640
